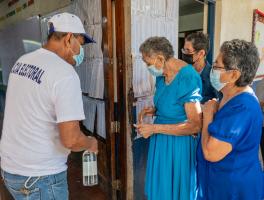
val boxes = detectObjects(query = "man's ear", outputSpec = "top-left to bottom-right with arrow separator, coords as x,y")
198,49 -> 206,58
64,33 -> 72,48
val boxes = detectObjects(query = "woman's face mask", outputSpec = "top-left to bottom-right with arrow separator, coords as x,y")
147,58 -> 164,77
210,68 -> 227,91
210,53 -> 242,91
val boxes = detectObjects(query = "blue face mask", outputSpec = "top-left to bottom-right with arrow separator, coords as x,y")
73,45 -> 84,67
210,69 -> 227,91
147,58 -> 164,77
147,65 -> 164,77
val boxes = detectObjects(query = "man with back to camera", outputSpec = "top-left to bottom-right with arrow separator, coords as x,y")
0,13 -> 98,200
181,32 -> 221,104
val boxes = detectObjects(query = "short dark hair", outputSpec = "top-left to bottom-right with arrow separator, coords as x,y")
47,32 -> 68,41
139,37 -> 174,60
220,39 -> 260,87
47,32 -> 81,42
185,32 -> 210,55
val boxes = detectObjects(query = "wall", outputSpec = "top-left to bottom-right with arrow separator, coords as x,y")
0,0 -> 72,29
179,12 -> 204,32
214,0 -> 264,59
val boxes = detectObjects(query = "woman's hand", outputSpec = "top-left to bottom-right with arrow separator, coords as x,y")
138,106 -> 155,124
203,99 -> 219,120
134,124 -> 156,139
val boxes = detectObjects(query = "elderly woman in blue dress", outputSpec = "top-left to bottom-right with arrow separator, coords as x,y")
135,37 -> 202,200
197,39 -> 264,200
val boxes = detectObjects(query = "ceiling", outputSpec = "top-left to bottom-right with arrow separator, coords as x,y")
179,0 -> 204,16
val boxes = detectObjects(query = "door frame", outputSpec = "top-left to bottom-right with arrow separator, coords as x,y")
101,0 -> 128,199
114,0 -> 129,199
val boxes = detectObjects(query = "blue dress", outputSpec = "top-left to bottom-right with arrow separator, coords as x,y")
197,92 -> 264,200
145,64 -> 202,200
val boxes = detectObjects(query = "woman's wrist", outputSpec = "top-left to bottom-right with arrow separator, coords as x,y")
203,113 -> 214,122
152,124 -> 159,134
202,116 -> 213,129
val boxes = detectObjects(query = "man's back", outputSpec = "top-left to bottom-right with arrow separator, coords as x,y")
0,48 -> 84,176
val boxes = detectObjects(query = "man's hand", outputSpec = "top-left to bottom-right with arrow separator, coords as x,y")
58,121 -> 98,152
87,136 -> 98,153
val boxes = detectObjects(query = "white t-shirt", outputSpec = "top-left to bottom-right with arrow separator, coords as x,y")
0,48 -> 85,176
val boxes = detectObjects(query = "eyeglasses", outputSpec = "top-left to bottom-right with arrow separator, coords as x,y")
181,48 -> 196,55
212,62 -> 226,71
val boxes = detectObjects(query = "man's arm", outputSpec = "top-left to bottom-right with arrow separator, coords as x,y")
58,120 -> 98,152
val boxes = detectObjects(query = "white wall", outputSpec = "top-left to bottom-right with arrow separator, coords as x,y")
214,0 -> 264,59
131,0 -> 179,98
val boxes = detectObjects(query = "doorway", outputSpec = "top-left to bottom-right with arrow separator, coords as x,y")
178,0 -> 204,59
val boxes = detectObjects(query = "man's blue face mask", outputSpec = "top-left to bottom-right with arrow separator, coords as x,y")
70,35 -> 84,67
73,45 -> 84,67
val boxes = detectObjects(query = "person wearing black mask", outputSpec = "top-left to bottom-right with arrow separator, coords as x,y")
182,32 -> 221,104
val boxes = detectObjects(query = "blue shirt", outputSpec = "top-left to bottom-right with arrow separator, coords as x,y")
197,92 -> 264,200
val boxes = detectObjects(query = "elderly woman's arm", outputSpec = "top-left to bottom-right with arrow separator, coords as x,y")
135,102 -> 202,138
201,100 -> 232,162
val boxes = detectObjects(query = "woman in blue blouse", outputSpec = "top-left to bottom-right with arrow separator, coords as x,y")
197,39 -> 264,200
135,37 -> 202,200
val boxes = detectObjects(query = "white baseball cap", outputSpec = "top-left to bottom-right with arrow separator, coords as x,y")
48,12 -> 95,44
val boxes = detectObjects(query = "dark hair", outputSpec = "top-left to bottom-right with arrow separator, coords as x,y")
139,36 -> 174,60
220,39 -> 260,87
47,32 -> 68,41
185,32 -> 210,55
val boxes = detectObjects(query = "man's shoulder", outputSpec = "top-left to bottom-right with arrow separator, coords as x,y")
17,48 -> 78,83
16,48 -> 42,62
200,61 -> 212,78
203,61 -> 212,72
19,48 -> 71,68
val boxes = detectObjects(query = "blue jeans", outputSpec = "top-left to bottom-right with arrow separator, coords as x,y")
1,170 -> 68,200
